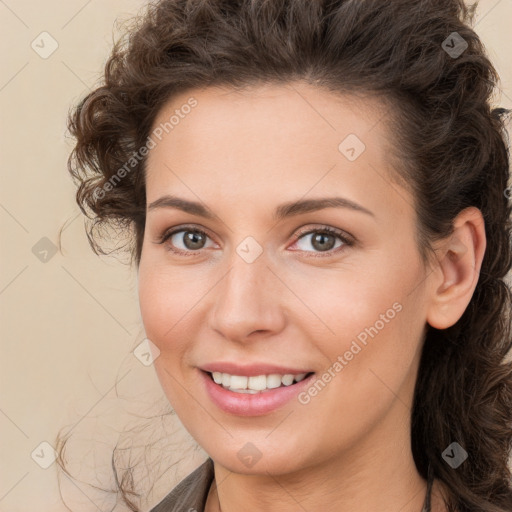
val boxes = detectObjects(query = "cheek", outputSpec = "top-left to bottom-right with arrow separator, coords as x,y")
334,290 -> 425,417
137,261 -> 217,378
138,271 -> 167,344
138,265 -> 198,407
138,264 -> 189,352
286,258 -> 408,346
300,252 -> 426,385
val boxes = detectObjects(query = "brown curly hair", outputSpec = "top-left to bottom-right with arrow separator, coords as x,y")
58,0 -> 512,511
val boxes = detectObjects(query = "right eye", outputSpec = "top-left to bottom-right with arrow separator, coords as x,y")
156,226 -> 217,256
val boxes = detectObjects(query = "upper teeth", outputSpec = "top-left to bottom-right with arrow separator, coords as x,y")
211,372 -> 309,393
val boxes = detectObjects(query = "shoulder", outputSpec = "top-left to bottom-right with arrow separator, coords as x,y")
149,458 -> 215,512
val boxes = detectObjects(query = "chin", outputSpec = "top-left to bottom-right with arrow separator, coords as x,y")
203,438 -> 314,476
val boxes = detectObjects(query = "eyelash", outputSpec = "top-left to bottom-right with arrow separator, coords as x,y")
155,225 -> 354,258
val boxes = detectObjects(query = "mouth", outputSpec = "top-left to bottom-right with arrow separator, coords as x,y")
198,362 -> 317,416
203,370 -> 315,394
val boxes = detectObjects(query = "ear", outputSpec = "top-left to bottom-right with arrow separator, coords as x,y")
426,207 -> 487,330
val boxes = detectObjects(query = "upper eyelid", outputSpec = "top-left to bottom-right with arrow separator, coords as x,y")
292,225 -> 353,243
157,224 -> 216,244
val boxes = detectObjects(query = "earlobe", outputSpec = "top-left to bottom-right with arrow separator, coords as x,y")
426,207 -> 486,330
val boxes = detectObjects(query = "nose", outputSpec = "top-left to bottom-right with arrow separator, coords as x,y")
208,250 -> 287,343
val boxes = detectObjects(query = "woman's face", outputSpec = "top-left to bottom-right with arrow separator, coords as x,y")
138,82 -> 435,475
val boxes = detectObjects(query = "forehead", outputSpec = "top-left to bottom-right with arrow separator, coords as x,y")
144,82 -> 410,221
147,82 -> 388,155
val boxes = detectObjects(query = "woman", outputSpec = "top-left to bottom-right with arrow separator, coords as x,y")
59,0 -> 512,511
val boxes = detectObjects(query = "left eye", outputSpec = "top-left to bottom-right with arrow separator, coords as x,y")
291,228 -> 350,254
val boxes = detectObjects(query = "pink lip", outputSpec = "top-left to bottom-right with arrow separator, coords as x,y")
199,369 -> 316,416
199,362 -> 312,377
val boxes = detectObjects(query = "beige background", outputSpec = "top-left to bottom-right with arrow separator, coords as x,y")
1,1 -> 511,511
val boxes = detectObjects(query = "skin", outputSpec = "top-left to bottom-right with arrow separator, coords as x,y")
137,82 -> 486,512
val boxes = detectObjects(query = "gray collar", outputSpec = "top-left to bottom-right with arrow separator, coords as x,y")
149,457 -> 214,512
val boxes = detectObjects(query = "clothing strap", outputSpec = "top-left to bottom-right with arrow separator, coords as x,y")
421,462 -> 434,512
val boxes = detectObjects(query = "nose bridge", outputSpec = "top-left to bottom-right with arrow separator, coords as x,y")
209,245 -> 284,340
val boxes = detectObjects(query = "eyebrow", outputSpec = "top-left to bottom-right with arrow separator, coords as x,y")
147,195 -> 375,220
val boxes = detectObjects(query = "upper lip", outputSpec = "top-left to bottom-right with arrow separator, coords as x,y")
200,362 -> 314,377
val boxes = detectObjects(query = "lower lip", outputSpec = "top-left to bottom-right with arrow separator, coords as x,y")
200,370 -> 316,416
